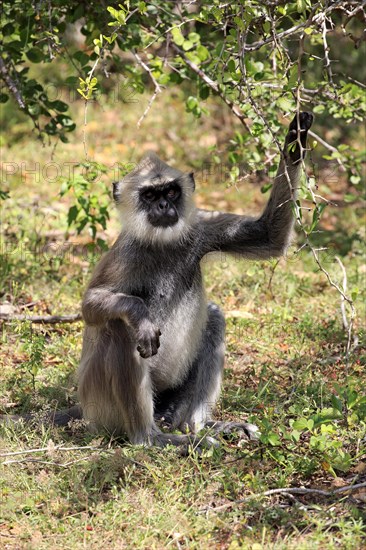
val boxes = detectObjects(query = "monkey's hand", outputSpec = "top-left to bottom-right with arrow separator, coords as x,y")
135,318 -> 161,358
123,297 -> 161,358
285,111 -> 314,162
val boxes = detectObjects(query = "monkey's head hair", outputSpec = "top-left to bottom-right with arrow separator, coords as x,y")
113,153 -> 196,245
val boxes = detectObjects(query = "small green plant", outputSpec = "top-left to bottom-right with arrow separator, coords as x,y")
60,161 -> 110,246
18,323 -> 46,390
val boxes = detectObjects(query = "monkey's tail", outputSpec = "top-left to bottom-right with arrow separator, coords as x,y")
0,405 -> 83,427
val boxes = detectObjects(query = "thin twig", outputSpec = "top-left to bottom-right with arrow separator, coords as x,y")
335,256 -> 350,331
321,13 -> 334,86
0,444 -> 101,458
0,313 -> 82,324
204,482 -> 366,513
1,457 -> 91,467
308,129 -> 346,171
240,1 -> 350,53
133,51 -> 163,127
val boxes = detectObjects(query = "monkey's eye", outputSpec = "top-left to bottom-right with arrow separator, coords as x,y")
142,190 -> 155,202
166,188 -> 180,200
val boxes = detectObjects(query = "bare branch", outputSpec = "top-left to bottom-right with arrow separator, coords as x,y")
0,313 -> 82,324
0,444 -> 101,458
134,51 -> 163,127
203,482 -> 366,513
321,13 -> 334,86
335,256 -> 350,330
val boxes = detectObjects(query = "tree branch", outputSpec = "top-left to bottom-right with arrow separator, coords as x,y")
0,313 -> 82,324
0,57 -> 25,109
203,482 -> 366,513
172,45 -> 251,134
133,51 -> 163,127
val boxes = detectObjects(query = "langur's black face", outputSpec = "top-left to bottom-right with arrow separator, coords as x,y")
139,182 -> 182,228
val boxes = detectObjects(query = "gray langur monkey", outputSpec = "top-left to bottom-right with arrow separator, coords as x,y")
2,112 -> 313,449
76,111 -> 313,447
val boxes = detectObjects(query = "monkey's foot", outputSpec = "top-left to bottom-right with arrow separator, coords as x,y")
205,420 -> 260,441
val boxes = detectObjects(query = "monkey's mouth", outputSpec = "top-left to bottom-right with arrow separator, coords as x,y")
148,214 -> 179,228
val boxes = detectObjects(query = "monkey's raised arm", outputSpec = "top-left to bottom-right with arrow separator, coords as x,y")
198,112 -> 313,259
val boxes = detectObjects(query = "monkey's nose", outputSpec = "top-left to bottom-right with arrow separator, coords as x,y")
158,199 -> 169,211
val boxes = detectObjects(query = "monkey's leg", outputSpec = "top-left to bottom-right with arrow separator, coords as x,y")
155,303 -> 258,441
155,303 -> 225,431
78,320 -> 156,443
79,321 -> 214,450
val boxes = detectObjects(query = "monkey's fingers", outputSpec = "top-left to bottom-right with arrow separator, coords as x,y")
288,111 -> 314,133
286,112 -> 314,161
136,324 -> 161,358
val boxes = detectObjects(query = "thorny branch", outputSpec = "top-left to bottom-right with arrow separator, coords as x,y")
234,9 -> 357,362
240,1 -> 365,52
172,45 -> 252,135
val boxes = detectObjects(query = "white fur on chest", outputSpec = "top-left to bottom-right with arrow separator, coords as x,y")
148,288 -> 207,391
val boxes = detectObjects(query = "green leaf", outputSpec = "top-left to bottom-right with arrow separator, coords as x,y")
186,96 -> 198,111
197,45 -> 209,61
188,32 -> 200,44
251,122 -> 264,137
68,205 -> 79,225
47,100 -> 69,113
27,103 -> 41,116
351,288 -> 358,301
287,65 -> 298,88
292,418 -> 308,431
73,51 -> 90,66
107,6 -> 126,25
199,85 -> 210,100
182,40 -> 193,51
171,27 -> 185,46
65,76 -> 79,87
344,193 -> 356,203
55,115 -> 75,128
0,93 -> 9,103
277,96 -> 293,111
297,0 -> 307,13
350,174 -> 361,185
268,433 -> 281,446
331,394 -> 343,412
261,183 -> 273,194
26,48 -> 45,63
138,2 -> 147,14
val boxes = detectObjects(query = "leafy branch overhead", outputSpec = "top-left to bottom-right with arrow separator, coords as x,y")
1,1 -> 364,181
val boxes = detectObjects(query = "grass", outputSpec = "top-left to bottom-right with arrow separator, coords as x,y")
0,84 -> 365,549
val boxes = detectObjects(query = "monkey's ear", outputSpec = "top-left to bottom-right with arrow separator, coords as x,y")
112,181 -> 121,202
188,172 -> 195,192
